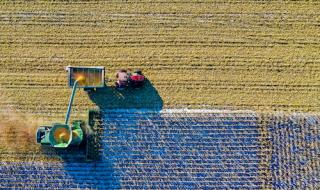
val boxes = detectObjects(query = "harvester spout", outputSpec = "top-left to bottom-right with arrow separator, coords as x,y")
36,66 -> 104,157
65,78 -> 81,124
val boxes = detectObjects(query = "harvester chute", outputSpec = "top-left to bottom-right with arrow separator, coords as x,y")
36,66 -> 105,161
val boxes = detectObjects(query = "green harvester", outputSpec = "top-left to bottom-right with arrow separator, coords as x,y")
36,66 -> 105,160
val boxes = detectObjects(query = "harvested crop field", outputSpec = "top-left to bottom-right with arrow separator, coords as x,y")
0,1 -> 320,121
0,1 -> 319,189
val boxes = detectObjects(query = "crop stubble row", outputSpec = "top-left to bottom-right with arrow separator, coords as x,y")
0,1 -> 319,118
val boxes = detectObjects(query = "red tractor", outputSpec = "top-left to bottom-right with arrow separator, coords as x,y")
115,69 -> 145,90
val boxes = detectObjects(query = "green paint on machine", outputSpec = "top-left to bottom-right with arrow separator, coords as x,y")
36,66 -> 104,161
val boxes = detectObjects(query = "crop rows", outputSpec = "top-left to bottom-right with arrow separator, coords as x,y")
0,1 -> 320,116
0,1 -> 319,189
267,113 -> 320,189
0,109 -> 271,189
0,109 -> 319,189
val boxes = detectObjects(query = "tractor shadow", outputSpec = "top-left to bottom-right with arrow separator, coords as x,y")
88,79 -> 163,110
85,78 -> 163,188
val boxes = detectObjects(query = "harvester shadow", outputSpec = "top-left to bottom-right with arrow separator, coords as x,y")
38,79 -> 163,189
87,78 -> 163,162
38,80 -> 163,189
85,78 -> 163,188
39,111 -> 120,189
40,137 -> 120,188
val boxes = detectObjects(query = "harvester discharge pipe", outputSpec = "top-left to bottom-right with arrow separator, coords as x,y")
65,78 -> 83,125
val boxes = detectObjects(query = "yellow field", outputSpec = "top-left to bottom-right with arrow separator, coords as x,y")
0,1 -> 319,122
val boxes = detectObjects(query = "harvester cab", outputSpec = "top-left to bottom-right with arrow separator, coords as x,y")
36,66 -> 105,161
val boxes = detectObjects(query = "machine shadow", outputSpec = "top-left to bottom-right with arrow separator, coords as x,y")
88,79 -> 163,110
40,136 -> 120,189
85,78 -> 163,188
35,66 -> 164,189
38,147 -> 120,189
39,79 -> 163,189
39,107 -> 123,189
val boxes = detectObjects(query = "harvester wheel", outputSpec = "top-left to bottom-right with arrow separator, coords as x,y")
86,110 -> 102,161
36,127 -> 45,143
36,126 -> 51,144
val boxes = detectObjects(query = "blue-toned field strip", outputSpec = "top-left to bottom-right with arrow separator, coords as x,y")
102,110 -> 266,189
268,114 -> 320,189
0,109 -> 319,189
